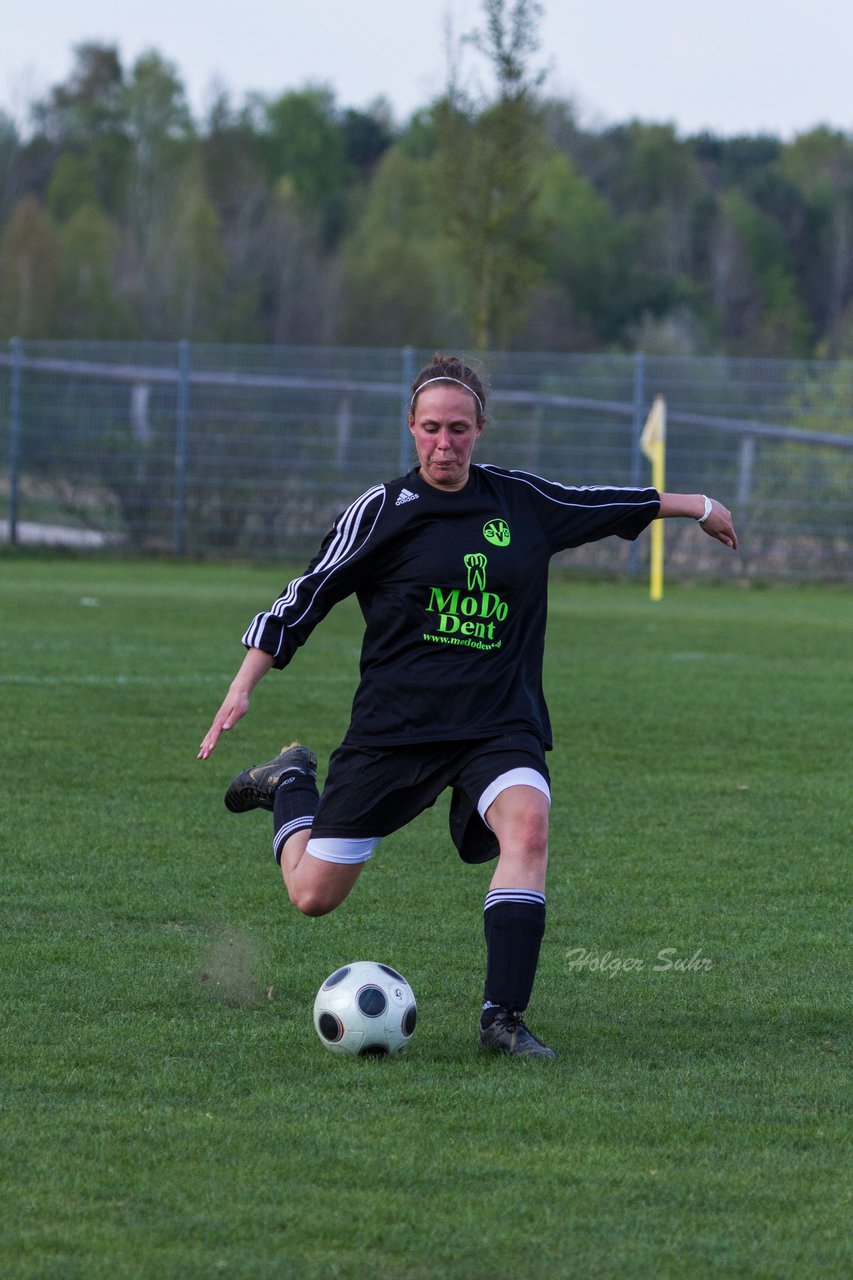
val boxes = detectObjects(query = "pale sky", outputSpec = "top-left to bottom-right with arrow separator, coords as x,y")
2,0 -> 852,140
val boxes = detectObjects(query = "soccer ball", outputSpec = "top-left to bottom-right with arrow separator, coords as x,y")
313,961 -> 417,1057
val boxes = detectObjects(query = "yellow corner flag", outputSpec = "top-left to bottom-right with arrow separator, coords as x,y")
640,395 -> 666,601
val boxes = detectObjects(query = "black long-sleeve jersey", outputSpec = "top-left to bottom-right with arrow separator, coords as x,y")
243,464 -> 659,749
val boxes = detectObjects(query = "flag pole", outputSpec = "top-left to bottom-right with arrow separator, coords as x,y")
640,396 -> 666,602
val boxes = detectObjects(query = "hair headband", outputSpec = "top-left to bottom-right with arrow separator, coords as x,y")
410,376 -> 484,417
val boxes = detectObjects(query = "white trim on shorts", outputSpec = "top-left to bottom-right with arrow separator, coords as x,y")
306,836 -> 382,865
477,767 -> 551,828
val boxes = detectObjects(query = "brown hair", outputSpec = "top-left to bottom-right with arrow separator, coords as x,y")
409,354 -> 487,421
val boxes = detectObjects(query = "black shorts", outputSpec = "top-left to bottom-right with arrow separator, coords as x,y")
311,732 -> 550,864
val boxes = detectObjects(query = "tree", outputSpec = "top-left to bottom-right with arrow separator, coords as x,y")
124,155 -> 226,341
708,191 -> 811,356
123,49 -> 194,241
2,33 -> 844,356
435,0 -> 548,349
33,43 -> 130,217
34,42 -> 124,146
337,146 -> 453,346
782,129 -> 853,355
609,123 -> 705,276
124,50 -> 193,172
199,90 -> 270,341
0,110 -> 19,224
258,87 -> 349,243
524,152 -> 622,349
57,203 -> 127,338
0,196 -> 61,336
45,152 -> 99,221
341,102 -> 394,179
201,89 -> 266,225
252,187 -> 338,345
121,52 -> 199,337
169,159 -> 227,339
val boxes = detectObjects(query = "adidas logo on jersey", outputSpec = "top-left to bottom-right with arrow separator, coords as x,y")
395,488 -> 420,506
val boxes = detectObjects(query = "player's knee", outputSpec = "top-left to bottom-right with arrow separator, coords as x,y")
511,807 -> 549,860
286,890 -> 330,921
531,812 -> 550,855
487,786 -> 550,861
289,885 -> 335,916
288,876 -> 355,917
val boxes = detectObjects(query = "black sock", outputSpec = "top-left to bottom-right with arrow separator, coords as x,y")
481,889 -> 546,1025
272,772 -> 320,864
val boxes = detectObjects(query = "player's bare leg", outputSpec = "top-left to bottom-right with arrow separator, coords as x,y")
485,785 -> 550,892
277,829 -> 363,917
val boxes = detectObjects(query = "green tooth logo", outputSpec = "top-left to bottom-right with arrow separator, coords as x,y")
424,550 -> 509,647
483,518 -> 511,547
464,553 -> 488,591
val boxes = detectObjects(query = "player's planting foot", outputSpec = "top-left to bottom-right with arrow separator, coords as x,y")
224,742 -> 318,813
478,1009 -> 556,1060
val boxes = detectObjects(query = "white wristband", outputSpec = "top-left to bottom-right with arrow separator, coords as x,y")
697,495 -> 713,524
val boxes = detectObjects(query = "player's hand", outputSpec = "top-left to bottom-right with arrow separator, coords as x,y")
197,690 -> 249,759
197,648 -> 273,759
700,499 -> 738,550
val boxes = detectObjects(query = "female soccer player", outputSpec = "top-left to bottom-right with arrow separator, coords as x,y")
199,354 -> 737,1058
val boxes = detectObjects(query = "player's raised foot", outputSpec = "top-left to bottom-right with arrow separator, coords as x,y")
478,1009 -> 556,1060
224,742 -> 317,813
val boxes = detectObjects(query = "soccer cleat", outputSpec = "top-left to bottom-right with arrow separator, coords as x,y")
224,742 -> 317,813
478,1010 -> 556,1060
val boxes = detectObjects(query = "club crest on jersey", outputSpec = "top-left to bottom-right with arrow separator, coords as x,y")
483,518 -> 510,547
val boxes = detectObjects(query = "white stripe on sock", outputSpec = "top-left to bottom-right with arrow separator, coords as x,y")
273,815 -> 315,860
484,888 -> 546,913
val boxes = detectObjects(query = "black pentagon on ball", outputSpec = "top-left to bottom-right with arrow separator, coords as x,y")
318,1012 -> 344,1042
378,964 -> 405,982
357,985 -> 387,1017
402,1003 -> 417,1037
323,966 -> 351,989
359,1043 -> 389,1057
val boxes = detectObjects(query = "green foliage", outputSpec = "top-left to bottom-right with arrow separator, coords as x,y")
3,15 -> 853,354
168,159 -> 227,340
45,152 -> 100,221
434,93 -> 546,350
0,195 -> 61,337
1,561 -> 850,1278
528,153 -> 623,348
33,41 -> 125,146
341,103 -> 394,177
721,191 -> 813,355
781,364 -> 853,542
57,203 -> 128,338
33,43 -> 131,218
259,86 -> 349,242
337,145 -> 457,346
124,49 -> 194,153
433,0 -> 549,349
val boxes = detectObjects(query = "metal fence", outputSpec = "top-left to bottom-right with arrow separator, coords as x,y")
1,340 -> 851,580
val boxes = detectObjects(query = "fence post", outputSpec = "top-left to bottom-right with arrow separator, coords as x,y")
737,434 -> 755,511
174,339 -> 190,556
399,345 -> 415,474
628,352 -> 646,581
8,338 -> 22,547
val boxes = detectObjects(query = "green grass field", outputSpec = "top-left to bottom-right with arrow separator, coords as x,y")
1,556 -> 850,1279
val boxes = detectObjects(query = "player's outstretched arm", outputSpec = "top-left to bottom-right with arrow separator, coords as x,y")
656,492 -> 738,550
198,647 -> 274,759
